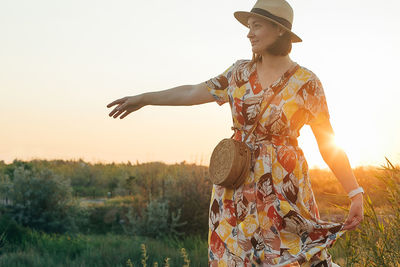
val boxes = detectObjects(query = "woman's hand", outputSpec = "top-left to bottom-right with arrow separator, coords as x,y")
310,120 -> 365,231
106,95 -> 145,119
106,83 -> 214,119
342,193 -> 364,231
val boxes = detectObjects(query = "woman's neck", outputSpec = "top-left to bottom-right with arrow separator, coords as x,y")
258,53 -> 293,70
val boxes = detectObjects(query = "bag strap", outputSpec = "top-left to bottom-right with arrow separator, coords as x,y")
239,64 -> 299,143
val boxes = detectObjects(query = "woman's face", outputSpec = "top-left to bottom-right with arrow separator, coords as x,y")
247,16 -> 283,54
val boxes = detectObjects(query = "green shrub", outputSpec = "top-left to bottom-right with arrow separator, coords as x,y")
6,166 -> 80,234
83,205 -> 126,234
0,214 -> 30,249
123,197 -> 187,239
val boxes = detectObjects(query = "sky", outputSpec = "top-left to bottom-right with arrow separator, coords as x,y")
1,0 -> 400,169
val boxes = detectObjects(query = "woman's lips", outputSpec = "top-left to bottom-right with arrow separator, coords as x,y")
251,40 -> 258,46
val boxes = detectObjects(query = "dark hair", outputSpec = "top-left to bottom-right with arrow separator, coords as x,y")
266,30 -> 292,56
248,22 -> 293,70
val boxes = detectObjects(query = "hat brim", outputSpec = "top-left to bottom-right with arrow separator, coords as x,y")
234,11 -> 302,43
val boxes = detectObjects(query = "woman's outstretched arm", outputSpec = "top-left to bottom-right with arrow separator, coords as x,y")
106,82 -> 214,119
311,119 -> 364,231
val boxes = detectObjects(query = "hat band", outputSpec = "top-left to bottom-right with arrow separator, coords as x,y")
250,8 -> 292,30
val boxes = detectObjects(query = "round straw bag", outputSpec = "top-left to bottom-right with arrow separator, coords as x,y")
209,138 -> 251,189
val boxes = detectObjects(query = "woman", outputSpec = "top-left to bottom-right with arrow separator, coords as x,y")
106,0 -> 364,266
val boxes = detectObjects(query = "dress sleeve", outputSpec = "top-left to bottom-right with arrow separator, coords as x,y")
302,76 -> 330,126
204,62 -> 236,106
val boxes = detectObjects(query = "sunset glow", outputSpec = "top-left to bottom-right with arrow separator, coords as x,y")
1,0 -> 399,168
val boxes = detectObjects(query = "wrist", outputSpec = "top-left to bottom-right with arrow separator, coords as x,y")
348,186 -> 364,200
350,192 -> 363,201
140,92 -> 150,105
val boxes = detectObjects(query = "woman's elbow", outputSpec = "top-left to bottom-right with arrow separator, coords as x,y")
318,141 -> 343,166
189,82 -> 215,105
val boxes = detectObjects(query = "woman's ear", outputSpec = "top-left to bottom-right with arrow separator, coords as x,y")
278,27 -> 286,37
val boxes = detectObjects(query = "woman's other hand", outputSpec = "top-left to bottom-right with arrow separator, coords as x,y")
311,120 -> 364,231
107,95 -> 145,119
342,193 -> 364,231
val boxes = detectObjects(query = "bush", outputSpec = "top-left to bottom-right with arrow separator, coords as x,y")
83,205 -> 126,234
6,166 -> 80,234
0,214 -> 29,247
123,197 -> 187,239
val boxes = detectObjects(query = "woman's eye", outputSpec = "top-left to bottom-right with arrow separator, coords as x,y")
248,23 -> 261,30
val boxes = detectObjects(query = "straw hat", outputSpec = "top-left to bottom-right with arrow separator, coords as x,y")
234,0 -> 302,43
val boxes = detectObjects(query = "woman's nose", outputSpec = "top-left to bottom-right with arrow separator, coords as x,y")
247,29 -> 254,39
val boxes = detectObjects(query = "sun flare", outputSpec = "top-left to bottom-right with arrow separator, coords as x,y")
332,131 -> 363,166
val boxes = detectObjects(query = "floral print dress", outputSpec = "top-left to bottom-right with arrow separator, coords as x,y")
205,60 -> 346,267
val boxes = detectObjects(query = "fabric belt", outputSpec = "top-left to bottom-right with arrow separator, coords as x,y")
255,134 -> 298,147
231,126 -> 298,147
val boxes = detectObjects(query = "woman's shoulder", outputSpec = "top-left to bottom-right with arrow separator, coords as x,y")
296,64 -> 321,83
295,64 -> 326,96
230,59 -> 252,71
234,59 -> 252,65
230,59 -> 254,86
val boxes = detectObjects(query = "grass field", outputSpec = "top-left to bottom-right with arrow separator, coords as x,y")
0,230 -> 207,267
0,159 -> 399,266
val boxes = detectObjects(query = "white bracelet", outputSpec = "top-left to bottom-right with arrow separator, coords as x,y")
347,187 -> 364,199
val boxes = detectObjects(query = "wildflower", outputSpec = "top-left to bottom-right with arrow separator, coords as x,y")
163,257 -> 170,267
141,243 -> 148,267
180,248 -> 190,267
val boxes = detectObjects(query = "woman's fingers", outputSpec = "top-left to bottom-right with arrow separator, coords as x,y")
343,216 -> 361,230
342,194 -> 364,231
108,106 -> 122,117
106,97 -> 127,108
106,99 -> 120,108
112,109 -> 125,118
107,98 -> 128,117
107,96 -> 143,119
343,210 -> 363,230
110,104 -> 136,119
120,110 -> 133,119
